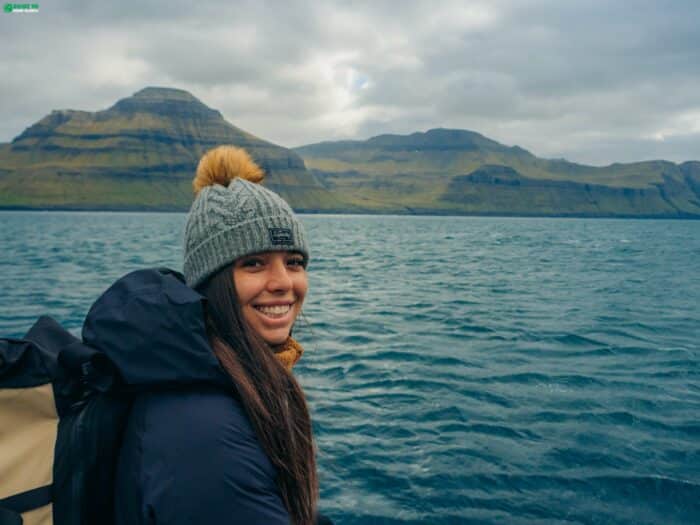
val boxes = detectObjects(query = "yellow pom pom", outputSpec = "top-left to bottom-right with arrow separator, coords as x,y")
193,146 -> 265,195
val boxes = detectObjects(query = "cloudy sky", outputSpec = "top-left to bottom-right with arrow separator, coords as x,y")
2,0 -> 699,165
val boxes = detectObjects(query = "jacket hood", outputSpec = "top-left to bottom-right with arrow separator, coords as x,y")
82,268 -> 227,389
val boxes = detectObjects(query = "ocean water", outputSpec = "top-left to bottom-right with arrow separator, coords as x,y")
1,211 -> 698,524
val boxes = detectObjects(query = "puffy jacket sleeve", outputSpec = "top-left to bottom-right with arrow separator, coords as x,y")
115,388 -> 290,525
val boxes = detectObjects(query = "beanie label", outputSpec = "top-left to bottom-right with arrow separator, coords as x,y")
268,227 -> 294,245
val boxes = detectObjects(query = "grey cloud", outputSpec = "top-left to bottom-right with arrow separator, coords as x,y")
1,0 -> 699,164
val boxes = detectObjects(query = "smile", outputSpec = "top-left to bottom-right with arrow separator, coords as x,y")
254,303 -> 293,318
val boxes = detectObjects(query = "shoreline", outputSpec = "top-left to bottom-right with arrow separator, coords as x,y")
1,205 -> 699,220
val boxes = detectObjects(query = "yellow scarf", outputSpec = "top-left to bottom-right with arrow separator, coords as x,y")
273,337 -> 304,371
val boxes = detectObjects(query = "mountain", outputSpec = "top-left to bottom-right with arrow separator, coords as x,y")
0,87 -> 344,211
2,95 -> 699,217
294,128 -> 700,217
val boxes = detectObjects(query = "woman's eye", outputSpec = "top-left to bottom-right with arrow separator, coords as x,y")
288,257 -> 305,268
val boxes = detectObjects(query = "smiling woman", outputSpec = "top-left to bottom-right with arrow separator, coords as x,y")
111,146 -> 331,525
234,251 -> 308,346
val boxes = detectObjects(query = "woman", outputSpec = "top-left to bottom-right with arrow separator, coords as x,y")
113,146 -> 328,525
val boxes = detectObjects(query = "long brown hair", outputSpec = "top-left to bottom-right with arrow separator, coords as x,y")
198,265 -> 318,525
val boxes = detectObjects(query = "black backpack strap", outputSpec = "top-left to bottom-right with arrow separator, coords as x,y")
0,484 -> 52,524
0,507 -> 22,525
53,393 -> 132,525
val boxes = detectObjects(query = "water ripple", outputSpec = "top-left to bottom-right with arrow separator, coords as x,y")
3,212 -> 699,524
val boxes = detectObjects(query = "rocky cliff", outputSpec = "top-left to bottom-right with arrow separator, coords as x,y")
2,94 -> 699,217
295,129 -> 700,217
0,87 -> 343,211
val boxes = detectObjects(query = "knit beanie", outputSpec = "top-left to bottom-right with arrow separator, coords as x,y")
183,146 -> 309,289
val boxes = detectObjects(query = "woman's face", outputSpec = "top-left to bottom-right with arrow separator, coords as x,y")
233,251 -> 308,345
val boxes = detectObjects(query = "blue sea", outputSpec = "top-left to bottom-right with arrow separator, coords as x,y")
1,212 -> 698,524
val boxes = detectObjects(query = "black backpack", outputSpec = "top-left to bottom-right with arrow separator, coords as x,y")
0,316 -> 131,525
0,267 -> 221,525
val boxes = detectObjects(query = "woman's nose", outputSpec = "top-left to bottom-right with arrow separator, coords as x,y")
266,258 -> 292,292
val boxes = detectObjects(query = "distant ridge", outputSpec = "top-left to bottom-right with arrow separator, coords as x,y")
299,128 -> 530,155
1,89 -> 699,217
0,87 -> 344,211
294,128 -> 700,218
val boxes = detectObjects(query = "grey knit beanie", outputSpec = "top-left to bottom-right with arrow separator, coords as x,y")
183,147 -> 309,289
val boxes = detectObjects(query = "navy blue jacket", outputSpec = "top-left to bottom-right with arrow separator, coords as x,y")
82,269 -> 291,524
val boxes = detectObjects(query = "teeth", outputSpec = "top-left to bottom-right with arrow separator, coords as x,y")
255,304 -> 291,315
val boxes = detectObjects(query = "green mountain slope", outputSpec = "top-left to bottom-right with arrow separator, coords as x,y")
2,96 -> 699,217
295,129 -> 700,217
0,87 -> 345,211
